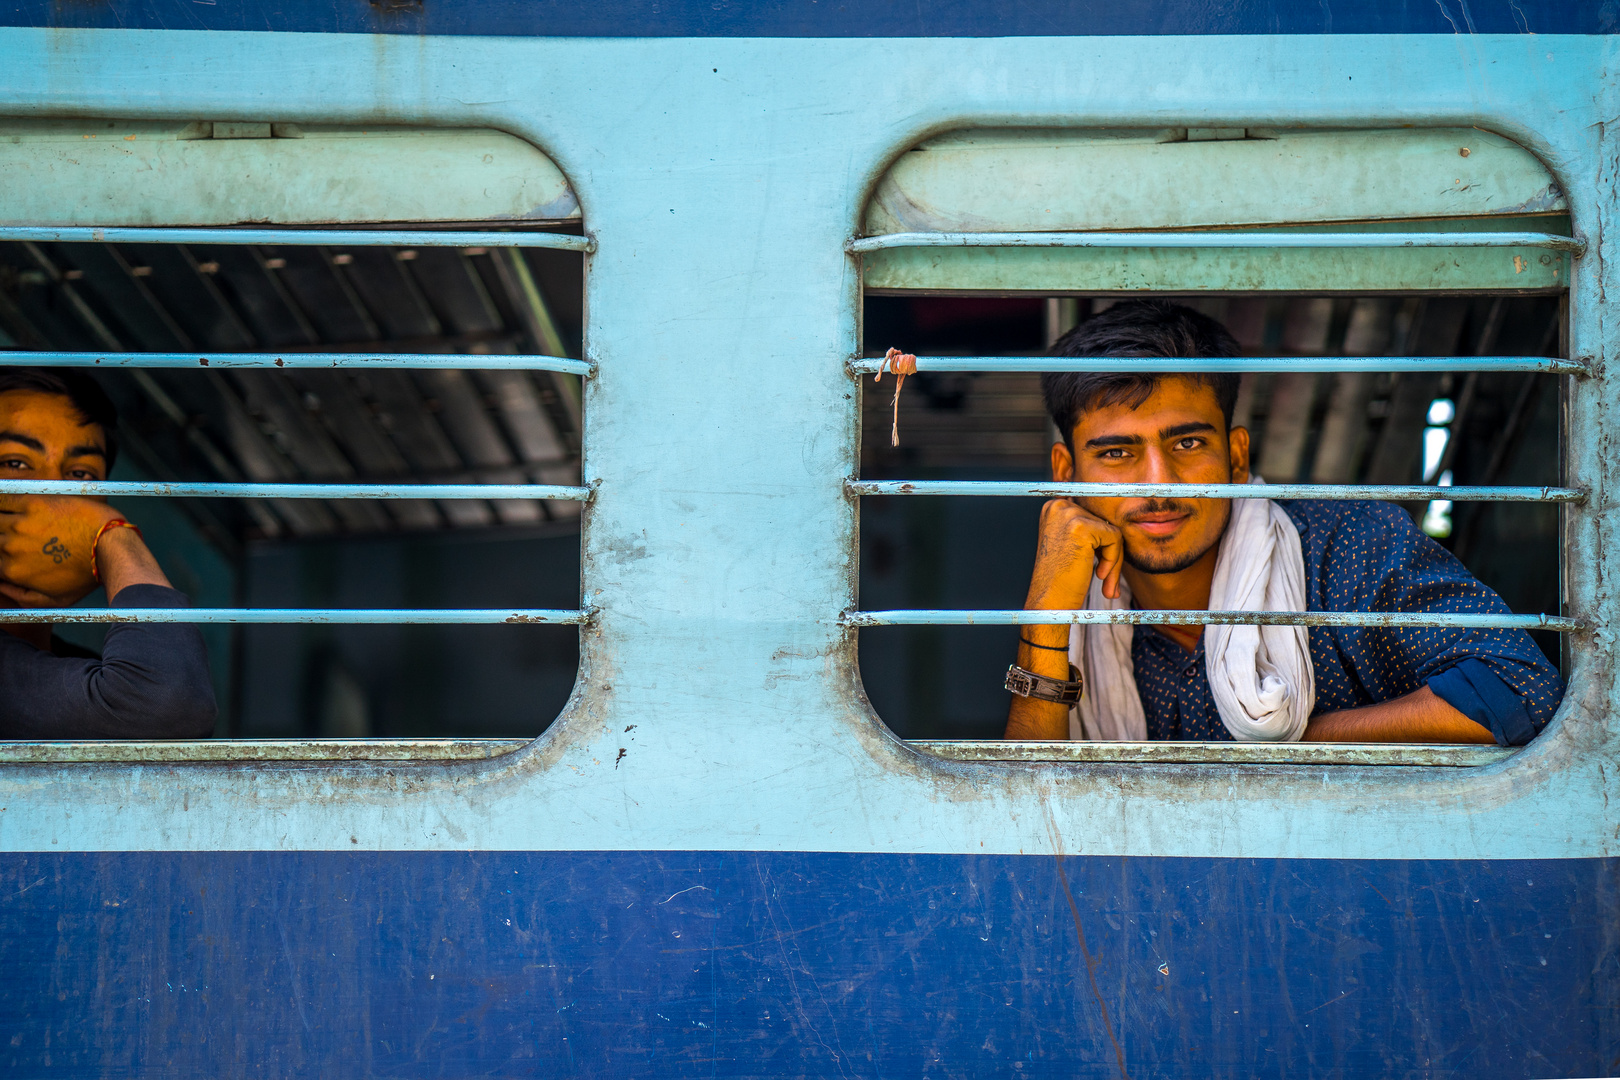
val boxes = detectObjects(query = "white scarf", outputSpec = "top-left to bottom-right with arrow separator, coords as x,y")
1068,482 -> 1314,742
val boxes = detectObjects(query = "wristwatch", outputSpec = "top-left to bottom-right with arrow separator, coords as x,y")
1004,664 -> 1084,705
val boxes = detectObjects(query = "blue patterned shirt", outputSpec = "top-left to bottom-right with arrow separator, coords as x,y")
1131,499 -> 1563,745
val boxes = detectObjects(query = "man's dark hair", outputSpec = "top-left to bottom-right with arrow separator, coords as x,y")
0,368 -> 118,468
1041,300 -> 1242,445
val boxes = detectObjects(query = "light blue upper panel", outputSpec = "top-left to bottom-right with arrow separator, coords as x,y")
0,28 -> 1612,862
0,120 -> 581,226
859,126 -> 1573,292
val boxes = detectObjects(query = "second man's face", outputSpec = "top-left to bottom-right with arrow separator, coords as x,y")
1053,377 -> 1250,576
0,390 -> 109,484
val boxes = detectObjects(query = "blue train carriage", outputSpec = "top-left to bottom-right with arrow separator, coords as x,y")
0,2 -> 1614,1075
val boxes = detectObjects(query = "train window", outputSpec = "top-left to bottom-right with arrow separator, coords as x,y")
0,119 -> 590,759
849,126 -> 1577,765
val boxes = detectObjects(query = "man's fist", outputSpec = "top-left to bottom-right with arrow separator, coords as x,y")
0,494 -> 123,607
1024,498 -> 1125,611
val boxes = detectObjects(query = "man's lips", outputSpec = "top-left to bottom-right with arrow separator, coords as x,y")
1128,512 -> 1189,538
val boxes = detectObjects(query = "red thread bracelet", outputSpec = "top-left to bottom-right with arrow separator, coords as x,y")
90,518 -> 141,583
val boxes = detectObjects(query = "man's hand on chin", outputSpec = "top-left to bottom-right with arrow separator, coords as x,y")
1025,498 -> 1125,612
0,494 -> 121,607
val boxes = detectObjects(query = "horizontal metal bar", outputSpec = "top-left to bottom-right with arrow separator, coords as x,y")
847,608 -> 1581,631
849,230 -> 1584,255
0,480 -> 591,500
910,740 -> 1516,768
849,480 -> 1583,503
0,738 -> 532,764
0,608 -> 590,625
848,355 -> 1586,376
0,350 -> 594,376
0,226 -> 595,252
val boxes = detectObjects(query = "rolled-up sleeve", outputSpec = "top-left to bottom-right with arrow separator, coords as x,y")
0,583 -> 217,740
1283,499 -> 1564,745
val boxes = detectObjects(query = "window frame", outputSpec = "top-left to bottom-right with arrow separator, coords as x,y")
0,121 -> 596,763
846,124 -> 1584,769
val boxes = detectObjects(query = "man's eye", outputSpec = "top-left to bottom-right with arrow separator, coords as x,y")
0,459 -> 29,470
1175,438 -> 1202,450
67,469 -> 101,481
1099,449 -> 1128,459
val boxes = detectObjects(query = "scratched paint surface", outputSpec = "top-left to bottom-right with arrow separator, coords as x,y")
0,852 -> 1613,1078
0,15 -> 1613,1080
0,0 -> 1606,36
0,30 -> 1609,862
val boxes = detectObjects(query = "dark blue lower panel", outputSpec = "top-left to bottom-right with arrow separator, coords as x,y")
0,0 -> 1609,36
0,851 -> 1614,1078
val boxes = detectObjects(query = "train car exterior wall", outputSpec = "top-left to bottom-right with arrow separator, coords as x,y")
0,6 -> 1615,1075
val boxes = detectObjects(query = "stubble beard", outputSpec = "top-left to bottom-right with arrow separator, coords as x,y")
1122,499 -> 1232,576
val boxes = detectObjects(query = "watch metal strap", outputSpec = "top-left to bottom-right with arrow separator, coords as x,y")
1004,664 -> 1083,705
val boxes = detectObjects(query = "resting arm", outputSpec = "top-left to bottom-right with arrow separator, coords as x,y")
1303,685 -> 1495,744
93,524 -> 173,594
0,500 -> 214,740
0,582 -> 217,739
1004,625 -> 1077,740
1004,498 -> 1126,741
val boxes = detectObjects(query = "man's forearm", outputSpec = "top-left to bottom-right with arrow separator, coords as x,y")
1003,623 -> 1074,740
1302,685 -> 1495,744
97,527 -> 172,598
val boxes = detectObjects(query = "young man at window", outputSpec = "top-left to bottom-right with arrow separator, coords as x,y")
0,369 -> 216,739
1003,301 -> 1562,745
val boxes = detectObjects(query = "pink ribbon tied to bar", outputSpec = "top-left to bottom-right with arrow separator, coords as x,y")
875,347 -> 917,447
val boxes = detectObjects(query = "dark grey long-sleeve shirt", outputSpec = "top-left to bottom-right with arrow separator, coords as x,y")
0,583 -> 216,739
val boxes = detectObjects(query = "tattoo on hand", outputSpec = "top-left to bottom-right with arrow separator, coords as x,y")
42,537 -> 69,564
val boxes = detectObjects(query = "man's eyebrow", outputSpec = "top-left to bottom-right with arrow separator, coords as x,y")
1161,421 -> 1217,440
1084,433 -> 1145,449
65,444 -> 107,460
0,432 -> 44,452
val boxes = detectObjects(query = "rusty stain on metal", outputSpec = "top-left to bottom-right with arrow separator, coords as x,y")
847,229 -> 1588,256
0,607 -> 591,625
0,738 -> 530,764
911,740 -> 1517,767
847,608 -> 1582,631
847,479 -> 1585,503
847,355 -> 1588,376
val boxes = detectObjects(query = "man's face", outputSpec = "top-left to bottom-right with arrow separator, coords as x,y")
0,391 -> 109,483
1053,377 -> 1250,575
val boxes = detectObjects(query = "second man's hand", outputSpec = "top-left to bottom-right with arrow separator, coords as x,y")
0,495 -> 168,606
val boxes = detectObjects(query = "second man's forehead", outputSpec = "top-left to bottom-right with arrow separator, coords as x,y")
0,429 -> 107,455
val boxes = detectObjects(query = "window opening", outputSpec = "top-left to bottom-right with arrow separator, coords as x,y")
849,126 -> 1578,762
0,219 -> 589,751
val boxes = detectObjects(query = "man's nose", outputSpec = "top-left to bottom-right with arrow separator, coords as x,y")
1141,448 -> 1176,484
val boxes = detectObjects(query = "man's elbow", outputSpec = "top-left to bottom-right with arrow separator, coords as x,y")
163,688 -> 218,739
89,668 -> 219,739
139,677 -> 219,738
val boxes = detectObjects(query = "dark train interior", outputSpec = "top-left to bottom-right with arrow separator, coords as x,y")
859,294 -> 1565,740
0,235 -> 585,738
0,236 -> 1566,742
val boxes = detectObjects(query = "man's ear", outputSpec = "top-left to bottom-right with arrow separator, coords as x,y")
1050,440 -> 1075,482
1228,425 -> 1251,483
